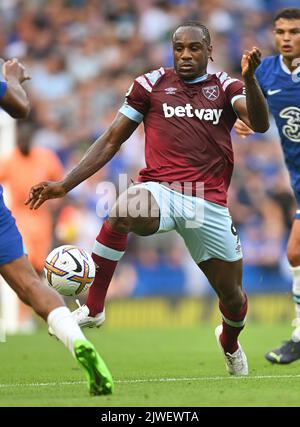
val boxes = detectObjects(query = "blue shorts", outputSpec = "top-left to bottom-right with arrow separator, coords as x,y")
0,192 -> 24,266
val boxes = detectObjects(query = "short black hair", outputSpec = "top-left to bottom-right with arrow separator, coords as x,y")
274,8 -> 300,23
172,22 -> 211,45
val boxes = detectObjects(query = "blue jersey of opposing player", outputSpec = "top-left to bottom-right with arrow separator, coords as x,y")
256,55 -> 300,208
0,80 -> 25,265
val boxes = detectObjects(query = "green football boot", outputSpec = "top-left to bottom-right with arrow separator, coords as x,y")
74,339 -> 114,395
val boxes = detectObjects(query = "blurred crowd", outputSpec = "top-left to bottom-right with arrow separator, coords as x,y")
0,0 -> 297,299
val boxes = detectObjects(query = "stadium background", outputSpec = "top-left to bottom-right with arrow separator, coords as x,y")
0,0 -> 298,330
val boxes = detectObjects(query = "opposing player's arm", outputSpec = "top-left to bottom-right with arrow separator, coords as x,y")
26,113 -> 139,209
0,58 -> 30,119
234,47 -> 269,133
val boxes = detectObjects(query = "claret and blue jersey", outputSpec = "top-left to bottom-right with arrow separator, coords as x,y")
0,80 -> 24,265
119,67 -> 246,207
255,55 -> 300,215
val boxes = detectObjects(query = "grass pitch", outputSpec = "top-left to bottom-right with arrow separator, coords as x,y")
0,323 -> 299,407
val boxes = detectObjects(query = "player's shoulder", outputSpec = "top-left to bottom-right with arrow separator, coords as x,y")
214,71 -> 242,91
259,55 -> 279,69
256,55 -> 280,78
134,67 -> 171,92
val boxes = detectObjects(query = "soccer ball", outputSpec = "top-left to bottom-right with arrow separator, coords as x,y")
44,245 -> 95,296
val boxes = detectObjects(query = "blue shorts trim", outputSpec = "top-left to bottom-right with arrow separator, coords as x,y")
0,195 -> 24,266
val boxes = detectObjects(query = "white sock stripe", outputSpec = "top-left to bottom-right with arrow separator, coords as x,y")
222,315 -> 246,328
93,241 -> 125,261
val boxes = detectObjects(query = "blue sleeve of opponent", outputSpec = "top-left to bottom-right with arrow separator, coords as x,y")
0,81 -> 7,99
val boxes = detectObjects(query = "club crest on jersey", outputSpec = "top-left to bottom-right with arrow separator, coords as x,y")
165,87 -> 177,95
202,85 -> 219,101
279,106 -> 300,142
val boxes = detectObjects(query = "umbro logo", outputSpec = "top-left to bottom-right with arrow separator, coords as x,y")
267,89 -> 282,96
165,87 -> 177,95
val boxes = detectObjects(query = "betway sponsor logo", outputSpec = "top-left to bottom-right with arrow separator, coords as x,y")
163,103 -> 223,124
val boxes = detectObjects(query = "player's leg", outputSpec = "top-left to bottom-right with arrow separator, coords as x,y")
177,197 -> 247,375
0,190 -> 113,395
199,258 -> 246,349
265,218 -> 300,364
286,218 -> 300,334
0,255 -> 113,394
76,185 -> 161,325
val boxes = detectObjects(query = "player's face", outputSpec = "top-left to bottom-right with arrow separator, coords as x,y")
274,18 -> 300,60
173,27 -> 212,80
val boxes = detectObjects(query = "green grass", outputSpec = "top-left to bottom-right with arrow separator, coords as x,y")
0,323 -> 299,406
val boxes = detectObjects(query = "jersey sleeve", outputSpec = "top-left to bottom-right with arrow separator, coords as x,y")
119,77 -> 151,124
223,78 -> 246,108
0,81 -> 7,99
217,72 -> 246,110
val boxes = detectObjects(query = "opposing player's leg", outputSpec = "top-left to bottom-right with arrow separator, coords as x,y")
265,218 -> 300,364
0,255 -> 113,395
199,258 -> 248,375
72,185 -> 161,327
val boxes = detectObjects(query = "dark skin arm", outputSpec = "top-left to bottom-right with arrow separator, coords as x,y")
25,113 -> 139,209
1,58 -> 30,118
233,47 -> 269,133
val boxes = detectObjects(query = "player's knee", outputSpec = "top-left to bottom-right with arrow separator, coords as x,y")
287,245 -> 300,267
108,216 -> 131,234
220,288 -> 245,313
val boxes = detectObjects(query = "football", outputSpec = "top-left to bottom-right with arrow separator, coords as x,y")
44,245 -> 95,296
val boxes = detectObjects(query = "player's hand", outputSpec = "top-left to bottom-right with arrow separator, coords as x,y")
25,181 -> 66,210
241,47 -> 261,79
234,119 -> 255,138
2,58 -> 31,84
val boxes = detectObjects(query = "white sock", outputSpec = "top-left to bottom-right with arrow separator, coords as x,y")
47,306 -> 86,356
290,265 -> 300,341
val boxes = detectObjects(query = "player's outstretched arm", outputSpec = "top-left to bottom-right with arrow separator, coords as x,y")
25,113 -> 139,210
234,47 -> 269,133
0,58 -> 30,118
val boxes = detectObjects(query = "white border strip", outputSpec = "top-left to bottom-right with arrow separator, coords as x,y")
93,241 -> 125,261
